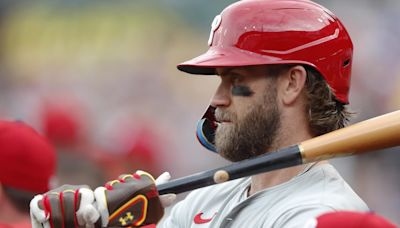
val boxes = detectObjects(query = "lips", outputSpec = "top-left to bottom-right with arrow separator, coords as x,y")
214,109 -> 234,125
215,119 -> 232,125
216,119 -> 231,123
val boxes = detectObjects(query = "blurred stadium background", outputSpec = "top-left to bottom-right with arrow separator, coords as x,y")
0,0 -> 398,224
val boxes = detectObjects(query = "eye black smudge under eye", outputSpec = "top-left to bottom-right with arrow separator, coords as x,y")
231,85 -> 254,97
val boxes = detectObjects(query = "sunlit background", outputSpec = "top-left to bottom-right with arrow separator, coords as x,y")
0,0 -> 399,224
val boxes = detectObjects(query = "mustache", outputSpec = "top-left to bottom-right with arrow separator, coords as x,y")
214,109 -> 237,122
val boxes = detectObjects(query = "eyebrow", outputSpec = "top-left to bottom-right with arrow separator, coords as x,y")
216,68 -> 233,76
217,68 -> 244,77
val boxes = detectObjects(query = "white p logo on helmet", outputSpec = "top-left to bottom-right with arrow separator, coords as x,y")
208,15 -> 222,46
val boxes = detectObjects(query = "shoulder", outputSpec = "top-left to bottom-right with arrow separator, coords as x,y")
302,163 -> 368,210
265,163 -> 369,227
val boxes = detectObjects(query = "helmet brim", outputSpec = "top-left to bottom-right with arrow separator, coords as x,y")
177,47 -> 283,75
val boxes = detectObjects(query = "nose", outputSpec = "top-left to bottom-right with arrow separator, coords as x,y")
210,81 -> 231,108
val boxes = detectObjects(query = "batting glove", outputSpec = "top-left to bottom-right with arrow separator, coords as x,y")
94,171 -> 169,227
30,172 -> 175,228
30,185 -> 100,228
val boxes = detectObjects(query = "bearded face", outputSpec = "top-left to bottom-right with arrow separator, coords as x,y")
214,83 -> 281,162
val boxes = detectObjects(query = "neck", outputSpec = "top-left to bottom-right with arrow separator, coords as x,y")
248,164 -> 308,196
248,110 -> 314,196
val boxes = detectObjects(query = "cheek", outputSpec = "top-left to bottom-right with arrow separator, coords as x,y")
235,93 -> 267,120
232,100 -> 254,121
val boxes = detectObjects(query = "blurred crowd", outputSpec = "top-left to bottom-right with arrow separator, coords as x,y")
0,0 -> 398,226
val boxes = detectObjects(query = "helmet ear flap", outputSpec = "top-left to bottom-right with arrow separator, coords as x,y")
196,106 -> 217,153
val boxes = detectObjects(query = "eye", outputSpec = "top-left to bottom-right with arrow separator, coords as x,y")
230,74 -> 243,85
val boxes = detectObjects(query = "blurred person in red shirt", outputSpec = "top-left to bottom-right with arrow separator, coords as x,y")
0,120 -> 56,228
39,97 -> 106,189
40,97 -> 86,149
94,118 -> 165,180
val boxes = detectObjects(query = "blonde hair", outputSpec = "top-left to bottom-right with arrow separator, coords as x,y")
267,64 -> 353,136
304,66 -> 352,136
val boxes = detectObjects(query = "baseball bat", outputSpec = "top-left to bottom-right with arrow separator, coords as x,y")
157,110 -> 400,195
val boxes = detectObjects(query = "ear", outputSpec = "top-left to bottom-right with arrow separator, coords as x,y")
278,65 -> 307,105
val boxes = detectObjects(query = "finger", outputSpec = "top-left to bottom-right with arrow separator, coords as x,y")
46,192 -> 63,228
109,174 -> 141,190
31,209 -> 44,228
76,188 -> 98,226
117,174 -> 134,182
80,204 -> 100,225
136,170 -> 155,182
30,195 -> 48,223
104,179 -> 121,190
155,172 -> 171,185
159,194 -> 177,208
94,187 -> 109,227
61,190 -> 77,228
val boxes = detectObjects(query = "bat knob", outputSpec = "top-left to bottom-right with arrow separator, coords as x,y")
213,170 -> 230,184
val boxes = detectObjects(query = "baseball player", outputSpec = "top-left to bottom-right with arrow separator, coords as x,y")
0,120 -> 56,228
30,0 -> 371,227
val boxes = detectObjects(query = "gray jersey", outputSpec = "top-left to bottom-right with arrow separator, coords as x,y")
158,163 -> 368,228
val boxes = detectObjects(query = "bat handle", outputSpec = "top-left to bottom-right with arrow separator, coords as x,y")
157,146 -> 301,195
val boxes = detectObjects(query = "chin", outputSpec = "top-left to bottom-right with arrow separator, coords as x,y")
217,148 -> 252,162
222,154 -> 250,162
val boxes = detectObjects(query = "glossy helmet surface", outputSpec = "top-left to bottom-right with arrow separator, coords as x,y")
178,0 -> 354,152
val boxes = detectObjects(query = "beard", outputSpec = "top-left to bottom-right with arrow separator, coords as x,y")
214,87 -> 281,162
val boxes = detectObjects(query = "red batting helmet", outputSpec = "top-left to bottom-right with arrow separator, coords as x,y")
0,121 -> 56,193
179,0 -> 354,152
178,0 -> 353,104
